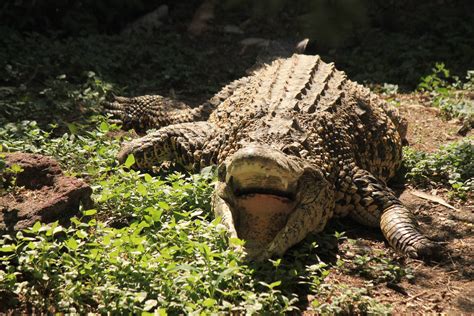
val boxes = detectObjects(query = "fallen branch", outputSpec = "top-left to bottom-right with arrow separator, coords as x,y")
396,290 -> 430,304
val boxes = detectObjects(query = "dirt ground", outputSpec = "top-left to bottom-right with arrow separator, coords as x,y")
397,94 -> 472,152
315,95 -> 473,314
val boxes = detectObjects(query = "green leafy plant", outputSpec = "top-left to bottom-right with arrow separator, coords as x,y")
0,119 -> 121,179
310,283 -> 391,315
0,118 -> 301,313
0,168 -> 298,313
418,64 -> 474,122
347,251 -> 412,285
403,137 -> 474,199
418,62 -> 451,92
0,148 -> 24,194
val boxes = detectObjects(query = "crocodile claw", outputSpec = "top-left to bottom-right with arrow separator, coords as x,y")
406,240 -> 443,260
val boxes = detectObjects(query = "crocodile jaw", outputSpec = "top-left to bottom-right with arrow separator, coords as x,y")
214,145 -> 306,258
235,193 -> 296,250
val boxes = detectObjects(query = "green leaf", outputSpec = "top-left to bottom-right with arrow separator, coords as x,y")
10,164 -> 23,173
46,221 -> 58,236
0,245 -> 16,252
158,201 -> 170,210
76,230 -> 88,239
67,123 -> 78,135
214,267 -> 239,289
144,207 -> 163,222
229,237 -> 245,246
144,173 -> 153,182
83,209 -> 97,216
271,258 -> 282,268
70,217 -> 81,226
66,238 -> 79,250
99,121 -> 109,132
124,154 -> 135,168
156,309 -> 167,316
31,221 -> 42,233
137,182 -> 147,196
135,291 -> 147,303
260,280 -> 281,289
202,298 -> 217,307
52,226 -> 65,235
143,299 -> 158,311
103,234 -> 112,246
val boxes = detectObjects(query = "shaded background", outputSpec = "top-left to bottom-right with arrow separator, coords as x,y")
1,0 -> 473,124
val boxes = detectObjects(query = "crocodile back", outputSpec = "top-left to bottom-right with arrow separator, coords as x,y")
206,54 -> 403,182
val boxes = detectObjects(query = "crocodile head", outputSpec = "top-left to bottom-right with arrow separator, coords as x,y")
214,144 -> 334,261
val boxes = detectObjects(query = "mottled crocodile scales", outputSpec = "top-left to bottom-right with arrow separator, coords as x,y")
105,54 -> 437,261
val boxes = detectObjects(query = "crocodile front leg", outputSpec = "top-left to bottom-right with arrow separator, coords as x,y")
118,121 -> 217,171
104,77 -> 250,133
104,95 -> 209,133
340,168 -> 438,259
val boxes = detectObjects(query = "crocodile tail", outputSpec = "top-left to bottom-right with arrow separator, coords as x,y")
380,205 -> 440,259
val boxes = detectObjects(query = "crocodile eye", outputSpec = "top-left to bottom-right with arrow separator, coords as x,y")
217,163 -> 227,181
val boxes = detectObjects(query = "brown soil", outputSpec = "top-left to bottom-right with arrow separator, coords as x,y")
396,93 -> 473,152
0,153 -> 93,232
307,94 -> 473,314
387,98 -> 473,313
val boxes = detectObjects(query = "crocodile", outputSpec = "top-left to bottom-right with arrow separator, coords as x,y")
105,54 -> 437,261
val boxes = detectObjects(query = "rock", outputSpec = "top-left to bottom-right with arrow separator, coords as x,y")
0,153 -> 93,233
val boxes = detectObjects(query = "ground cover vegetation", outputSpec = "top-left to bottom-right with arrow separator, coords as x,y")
1,0 -> 473,313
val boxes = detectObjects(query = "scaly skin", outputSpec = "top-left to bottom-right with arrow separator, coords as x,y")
106,54 -> 437,260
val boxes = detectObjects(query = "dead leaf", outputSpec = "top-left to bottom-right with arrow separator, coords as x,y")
410,190 -> 459,211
